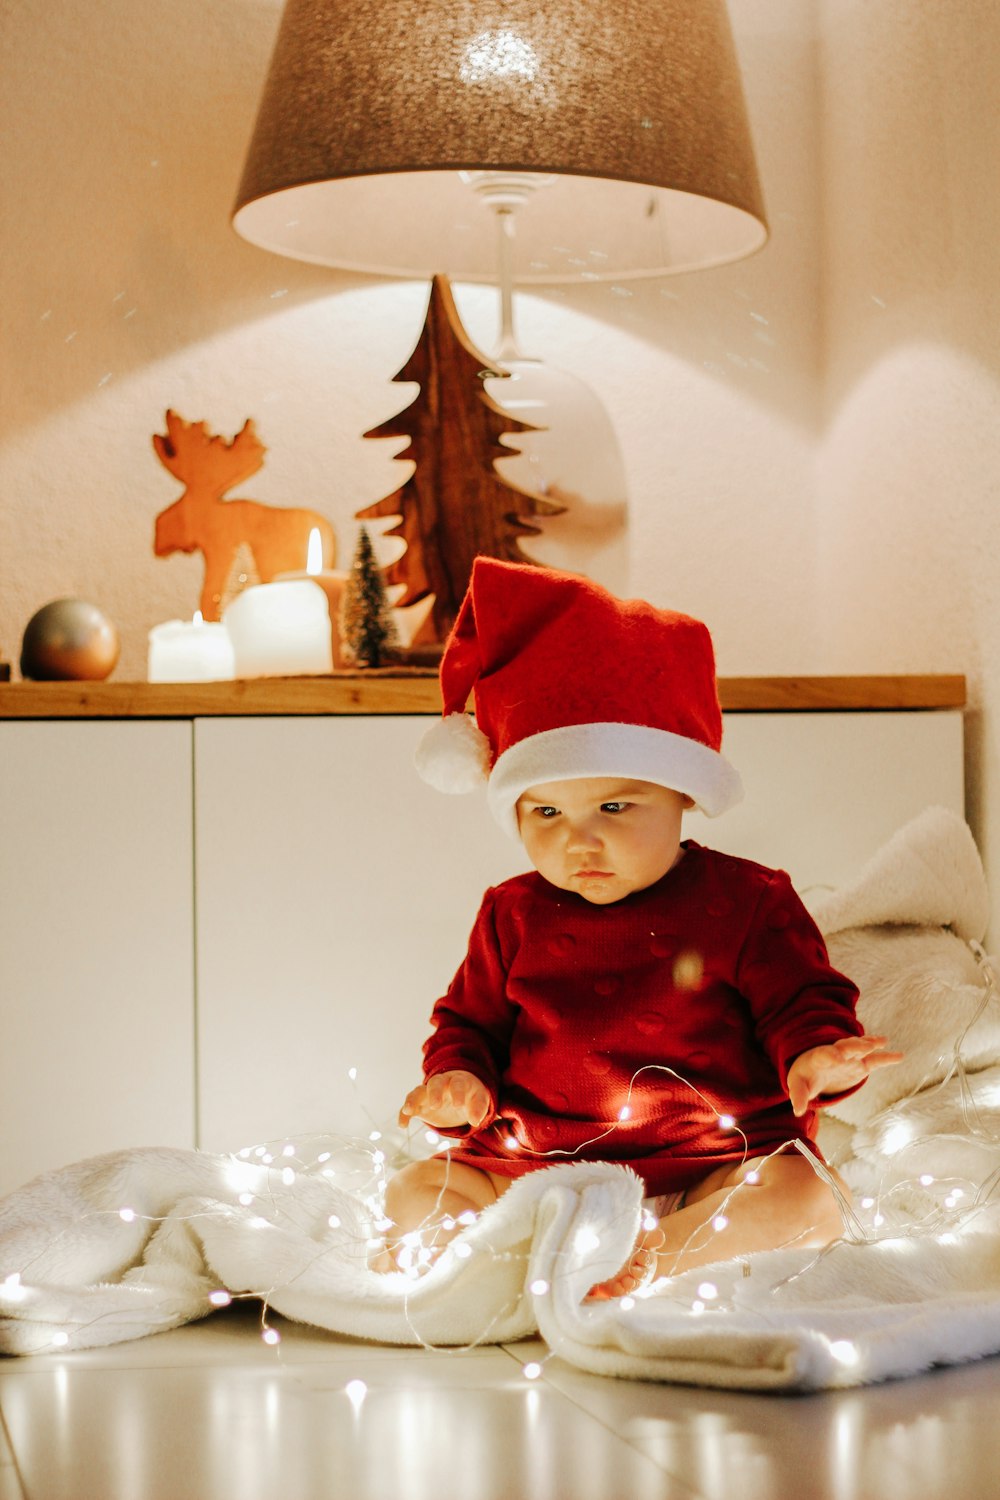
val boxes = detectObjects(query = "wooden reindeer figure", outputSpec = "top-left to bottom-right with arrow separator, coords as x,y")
153,410 -> 337,621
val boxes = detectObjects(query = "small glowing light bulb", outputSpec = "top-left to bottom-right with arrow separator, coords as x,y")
261,1153 -> 274,1165
712,1215 -> 729,1233
642,1212 -> 659,1231
119,1207 -> 136,1223
347,1067 -> 358,1081
872,1213 -> 885,1228
238,1192 -> 254,1207
718,1114 -> 736,1131
523,1362 -> 543,1380
369,1130 -> 382,1142
529,1278 -> 549,1296
208,1290 -> 232,1308
919,1173 -> 934,1187
345,1379 -> 367,1407
697,1281 -> 718,1300
281,1167 -> 296,1186
620,1296 -> 635,1311
744,1170 -> 760,1185
317,1151 -> 332,1164
574,1227 -> 601,1255
860,1196 -> 875,1210
52,1331 -> 70,1347
618,1105 -> 631,1121
691,1300 -> 705,1315
327,1214 -> 342,1229
829,1339 -> 859,1366
238,1148 -> 251,1159
371,1150 -> 386,1166
454,1243 -> 473,1260
504,1134 -> 520,1150
282,1144 -> 295,1158
457,1210 -> 477,1226
424,1130 -> 441,1145
262,1327 -> 281,1346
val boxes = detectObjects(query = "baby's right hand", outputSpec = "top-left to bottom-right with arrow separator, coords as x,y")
397,1070 -> 493,1131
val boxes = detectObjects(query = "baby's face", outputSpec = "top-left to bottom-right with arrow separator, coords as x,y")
515,777 -> 690,905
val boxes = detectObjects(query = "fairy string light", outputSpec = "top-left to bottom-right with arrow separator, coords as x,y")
5,951 -> 1000,1377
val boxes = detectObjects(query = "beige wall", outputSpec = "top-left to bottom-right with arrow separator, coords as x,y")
814,0 -> 1000,916
1,1 -> 997,915
0,0 -> 821,677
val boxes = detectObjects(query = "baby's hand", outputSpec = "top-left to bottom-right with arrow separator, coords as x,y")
397,1070 -> 493,1131
787,1034 -> 904,1117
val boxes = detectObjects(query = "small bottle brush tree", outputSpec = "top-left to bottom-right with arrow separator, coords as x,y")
340,527 -> 399,668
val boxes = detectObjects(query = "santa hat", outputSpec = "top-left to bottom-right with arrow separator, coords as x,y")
415,558 -> 743,838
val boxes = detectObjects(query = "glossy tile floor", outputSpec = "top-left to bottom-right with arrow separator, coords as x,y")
2,1302 -> 1000,1500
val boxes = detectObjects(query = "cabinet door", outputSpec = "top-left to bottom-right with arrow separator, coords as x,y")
0,722 -> 195,1196
194,718 -> 528,1152
684,710 -> 965,894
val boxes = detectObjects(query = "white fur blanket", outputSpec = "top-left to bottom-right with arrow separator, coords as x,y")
4,807 -> 1000,1391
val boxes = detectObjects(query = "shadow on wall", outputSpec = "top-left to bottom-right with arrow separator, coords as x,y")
2,0 -> 825,448
818,0 -> 1000,416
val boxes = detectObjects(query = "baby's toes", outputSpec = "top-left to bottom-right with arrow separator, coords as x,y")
585,1232 -> 661,1301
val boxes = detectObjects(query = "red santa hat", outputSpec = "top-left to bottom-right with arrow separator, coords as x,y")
415,557 -> 743,838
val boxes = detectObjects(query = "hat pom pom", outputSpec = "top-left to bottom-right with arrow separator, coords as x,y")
415,713 -> 492,793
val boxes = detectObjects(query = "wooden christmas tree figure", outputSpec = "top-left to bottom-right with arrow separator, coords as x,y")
357,274 -> 566,644
340,526 -> 399,668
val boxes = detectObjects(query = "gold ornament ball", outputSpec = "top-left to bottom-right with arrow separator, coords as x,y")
20,599 -> 120,681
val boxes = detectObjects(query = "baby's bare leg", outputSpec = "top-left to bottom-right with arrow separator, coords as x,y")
655,1152 -> 848,1279
372,1157 -> 509,1272
589,1152 -> 849,1298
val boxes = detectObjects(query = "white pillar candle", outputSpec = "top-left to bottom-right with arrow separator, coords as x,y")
275,529 -> 348,669
223,580 -> 333,678
148,614 -> 236,683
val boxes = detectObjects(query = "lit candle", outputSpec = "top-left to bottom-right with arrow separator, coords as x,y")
275,527 -> 348,668
222,579 -> 333,677
147,612 -> 235,682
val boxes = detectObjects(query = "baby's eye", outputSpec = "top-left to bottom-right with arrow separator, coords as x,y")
533,805 -> 560,819
600,802 -> 630,815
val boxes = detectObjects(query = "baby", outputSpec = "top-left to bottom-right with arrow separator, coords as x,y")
379,558 -> 899,1295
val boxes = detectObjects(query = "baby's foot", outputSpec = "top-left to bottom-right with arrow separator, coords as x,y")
586,1225 -> 664,1301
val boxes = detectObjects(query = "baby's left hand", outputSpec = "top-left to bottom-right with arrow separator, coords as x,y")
787,1034 -> 904,1117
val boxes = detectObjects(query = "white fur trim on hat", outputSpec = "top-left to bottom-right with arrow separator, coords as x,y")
415,712 -> 492,793
486,722 -> 744,839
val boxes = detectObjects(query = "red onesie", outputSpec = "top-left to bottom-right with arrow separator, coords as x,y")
422,842 -> 862,1196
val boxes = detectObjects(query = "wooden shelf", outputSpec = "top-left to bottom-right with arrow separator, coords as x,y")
0,673 -> 967,719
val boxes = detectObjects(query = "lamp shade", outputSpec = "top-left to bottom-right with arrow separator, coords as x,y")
233,0 -> 768,283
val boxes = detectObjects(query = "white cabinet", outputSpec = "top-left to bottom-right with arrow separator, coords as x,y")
0,722 -> 195,1196
0,707 -> 966,1190
192,711 -> 964,1153
685,710 -> 966,895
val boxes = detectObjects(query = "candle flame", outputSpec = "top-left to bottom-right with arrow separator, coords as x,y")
306,527 -> 323,575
